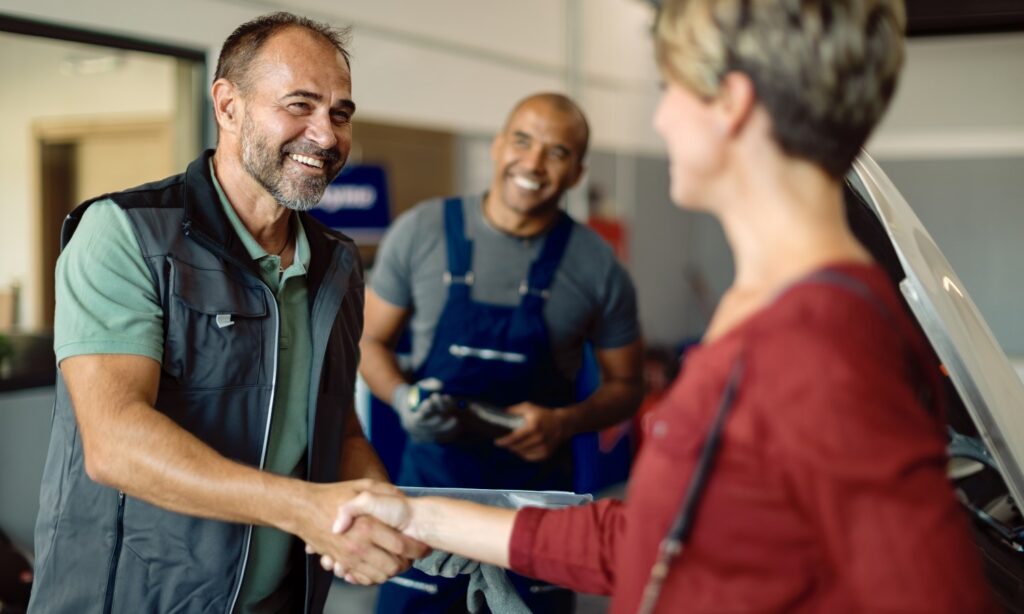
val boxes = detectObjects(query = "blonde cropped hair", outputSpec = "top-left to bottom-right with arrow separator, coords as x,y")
655,0 -> 906,177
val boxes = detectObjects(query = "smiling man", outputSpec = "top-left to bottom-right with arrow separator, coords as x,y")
29,13 -> 425,614
359,93 -> 644,613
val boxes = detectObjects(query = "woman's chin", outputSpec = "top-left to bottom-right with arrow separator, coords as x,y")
669,189 -> 703,212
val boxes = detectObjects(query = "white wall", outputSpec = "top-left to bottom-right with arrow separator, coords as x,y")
869,33 -> 1024,159
0,33 -> 175,329
579,0 -> 663,152
0,0 -> 664,152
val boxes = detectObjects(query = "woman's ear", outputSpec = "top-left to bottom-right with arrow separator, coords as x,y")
714,71 -> 757,137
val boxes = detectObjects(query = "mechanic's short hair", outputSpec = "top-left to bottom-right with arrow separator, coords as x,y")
504,93 -> 591,161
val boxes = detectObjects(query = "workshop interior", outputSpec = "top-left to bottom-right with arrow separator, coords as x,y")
1,0 -> 1023,612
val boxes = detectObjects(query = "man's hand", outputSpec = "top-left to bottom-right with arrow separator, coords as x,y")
297,479 -> 428,585
494,403 -> 569,461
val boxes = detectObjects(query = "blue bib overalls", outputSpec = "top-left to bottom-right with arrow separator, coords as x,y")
376,197 -> 576,613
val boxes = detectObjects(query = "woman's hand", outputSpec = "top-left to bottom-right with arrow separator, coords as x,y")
302,480 -> 425,584
315,488 -> 517,574
333,490 -> 418,537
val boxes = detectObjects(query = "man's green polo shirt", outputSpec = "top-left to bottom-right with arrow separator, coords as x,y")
54,164 -> 315,614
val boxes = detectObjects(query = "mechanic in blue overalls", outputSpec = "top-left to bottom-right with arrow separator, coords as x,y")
359,93 -> 643,613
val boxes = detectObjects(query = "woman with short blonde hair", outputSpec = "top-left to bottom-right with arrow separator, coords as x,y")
316,1 -> 995,611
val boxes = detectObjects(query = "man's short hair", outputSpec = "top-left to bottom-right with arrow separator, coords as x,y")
505,92 -> 591,161
214,11 -> 351,93
655,0 -> 906,178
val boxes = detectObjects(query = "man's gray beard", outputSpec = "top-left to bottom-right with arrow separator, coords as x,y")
241,117 -> 331,211
269,176 -> 328,212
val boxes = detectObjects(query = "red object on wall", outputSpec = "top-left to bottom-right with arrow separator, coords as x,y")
588,216 -> 628,262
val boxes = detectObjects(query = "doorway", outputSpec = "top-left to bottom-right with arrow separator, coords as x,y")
0,15 -> 204,334
35,117 -> 176,328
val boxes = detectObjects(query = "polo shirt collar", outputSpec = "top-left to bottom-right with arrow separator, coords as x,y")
208,159 -> 311,275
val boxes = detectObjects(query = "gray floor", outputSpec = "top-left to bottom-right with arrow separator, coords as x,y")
324,580 -> 609,613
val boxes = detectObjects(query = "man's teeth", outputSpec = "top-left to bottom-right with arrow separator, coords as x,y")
513,176 -> 540,191
289,154 -> 324,168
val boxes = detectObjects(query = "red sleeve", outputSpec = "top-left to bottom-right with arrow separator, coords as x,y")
508,498 -> 626,595
751,324 -> 995,613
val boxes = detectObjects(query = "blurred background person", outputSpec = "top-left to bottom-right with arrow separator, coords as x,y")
358,92 -> 644,613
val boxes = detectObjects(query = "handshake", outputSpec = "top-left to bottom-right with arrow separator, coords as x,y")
298,479 -> 429,585
300,482 -> 531,613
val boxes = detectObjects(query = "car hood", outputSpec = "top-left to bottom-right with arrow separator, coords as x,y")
847,152 -> 1024,508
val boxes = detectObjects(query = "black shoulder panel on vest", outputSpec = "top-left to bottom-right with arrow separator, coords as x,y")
61,172 -> 187,250
110,173 -> 187,210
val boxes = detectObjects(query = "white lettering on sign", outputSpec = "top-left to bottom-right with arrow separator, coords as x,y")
317,185 -> 378,212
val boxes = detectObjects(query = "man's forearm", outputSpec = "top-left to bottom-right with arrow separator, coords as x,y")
65,354 -> 360,543
557,341 -> 644,437
82,397 -> 316,534
558,378 -> 643,437
72,373 -> 420,575
358,337 -> 408,403
339,404 -> 390,482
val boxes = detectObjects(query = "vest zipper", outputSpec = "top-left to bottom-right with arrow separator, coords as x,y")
102,491 -> 126,614
183,221 -> 282,614
302,253 -> 343,614
226,289 -> 280,614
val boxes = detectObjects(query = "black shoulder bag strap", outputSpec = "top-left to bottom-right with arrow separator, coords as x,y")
638,269 -> 928,614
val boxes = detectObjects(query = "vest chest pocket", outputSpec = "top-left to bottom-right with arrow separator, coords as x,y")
163,259 -> 267,389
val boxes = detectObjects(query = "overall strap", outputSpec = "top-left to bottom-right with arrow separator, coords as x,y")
521,212 -> 573,299
442,197 -> 474,298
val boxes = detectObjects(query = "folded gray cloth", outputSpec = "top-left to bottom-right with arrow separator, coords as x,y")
414,549 -> 480,578
414,550 -> 530,614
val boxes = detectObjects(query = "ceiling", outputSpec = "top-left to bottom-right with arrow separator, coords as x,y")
639,0 -> 1024,37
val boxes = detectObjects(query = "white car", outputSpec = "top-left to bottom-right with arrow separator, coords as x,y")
847,153 -> 1024,611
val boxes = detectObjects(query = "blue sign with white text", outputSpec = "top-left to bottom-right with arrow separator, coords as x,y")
308,164 -> 390,242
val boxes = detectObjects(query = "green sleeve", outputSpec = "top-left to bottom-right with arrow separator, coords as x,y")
54,200 -> 164,364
